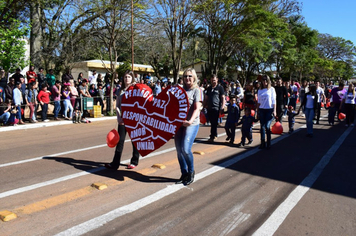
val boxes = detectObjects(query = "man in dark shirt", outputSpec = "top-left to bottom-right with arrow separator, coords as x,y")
274,77 -> 288,123
62,68 -> 74,83
11,68 -> 24,84
204,74 -> 226,142
37,67 -> 45,89
5,77 -> 15,103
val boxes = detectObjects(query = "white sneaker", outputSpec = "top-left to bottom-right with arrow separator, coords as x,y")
43,119 -> 49,122
283,116 -> 286,119
301,114 -> 305,117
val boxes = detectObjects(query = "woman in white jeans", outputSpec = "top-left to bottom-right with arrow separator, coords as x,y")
340,83 -> 355,127
62,83 -> 73,120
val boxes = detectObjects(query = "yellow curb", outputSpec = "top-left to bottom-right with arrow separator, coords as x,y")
91,183 -> 108,190
0,210 -> 17,222
193,151 -> 205,155
151,164 -> 166,169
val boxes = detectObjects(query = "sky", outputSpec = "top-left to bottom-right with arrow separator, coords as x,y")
301,0 -> 356,45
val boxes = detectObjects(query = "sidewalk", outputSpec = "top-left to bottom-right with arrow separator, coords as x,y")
0,116 -> 117,133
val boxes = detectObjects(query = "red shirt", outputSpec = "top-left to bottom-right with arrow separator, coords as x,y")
37,90 -> 51,104
26,71 -> 37,84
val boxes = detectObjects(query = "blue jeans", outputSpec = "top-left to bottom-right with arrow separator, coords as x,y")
63,99 -> 73,118
289,97 -> 297,110
259,108 -> 274,142
0,112 -> 10,124
304,108 -> 314,134
16,105 -> 22,120
174,124 -> 199,174
54,100 -> 61,118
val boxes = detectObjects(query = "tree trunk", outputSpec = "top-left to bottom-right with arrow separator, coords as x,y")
30,1 -> 42,68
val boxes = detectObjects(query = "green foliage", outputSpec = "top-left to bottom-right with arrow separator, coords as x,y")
116,61 -> 132,80
0,19 -> 28,72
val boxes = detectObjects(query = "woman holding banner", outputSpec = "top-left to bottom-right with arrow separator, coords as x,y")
105,71 -> 140,170
175,68 -> 204,186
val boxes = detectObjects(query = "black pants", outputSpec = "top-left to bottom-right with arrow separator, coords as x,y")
276,104 -> 284,123
345,104 -> 355,125
315,102 -> 322,123
110,124 -> 140,169
41,103 -> 48,121
241,128 -> 252,144
224,122 -> 236,142
207,109 -> 219,139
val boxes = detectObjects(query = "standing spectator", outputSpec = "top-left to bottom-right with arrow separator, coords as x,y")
89,70 -> 98,88
19,76 -> 27,121
97,73 -> 103,85
89,83 -> 98,105
37,67 -> 45,90
69,79 -> 79,110
5,77 -> 15,103
13,81 -> 24,124
37,83 -> 51,122
25,81 -> 38,123
204,74 -> 225,142
97,83 -> 105,115
340,83 -> 355,127
104,71 -> 140,170
177,78 -> 183,87
327,82 -> 346,125
256,75 -> 276,149
298,84 -> 318,137
274,77 -> 288,123
77,72 -> 84,85
11,68 -> 24,84
153,80 -> 162,96
46,69 -> 56,90
26,66 -> 37,84
315,80 -> 326,124
0,67 -> 6,89
225,95 -> 240,145
62,83 -> 73,120
104,72 -> 111,85
175,68 -> 203,185
78,79 -> 91,121
62,68 -> 74,83
52,80 -> 62,120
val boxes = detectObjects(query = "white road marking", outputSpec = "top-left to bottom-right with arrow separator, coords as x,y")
252,126 -> 354,236
55,126 -> 298,236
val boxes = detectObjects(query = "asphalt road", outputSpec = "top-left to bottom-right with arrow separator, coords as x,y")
0,109 -> 355,236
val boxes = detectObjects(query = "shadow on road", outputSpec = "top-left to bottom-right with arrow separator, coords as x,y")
210,123 -> 356,199
42,156 -> 177,183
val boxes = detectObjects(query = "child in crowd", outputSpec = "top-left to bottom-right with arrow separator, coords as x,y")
287,105 -> 299,134
236,107 -> 258,147
0,98 -> 12,125
327,102 -> 335,126
37,83 -> 51,122
225,95 -> 240,144
97,83 -> 105,115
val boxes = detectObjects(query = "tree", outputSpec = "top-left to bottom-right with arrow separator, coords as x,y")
152,0 -> 199,84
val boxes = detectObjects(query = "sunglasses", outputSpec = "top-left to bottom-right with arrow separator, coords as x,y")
183,75 -> 193,78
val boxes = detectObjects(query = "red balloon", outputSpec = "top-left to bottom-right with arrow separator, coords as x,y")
326,102 -> 331,108
219,113 -> 225,118
200,112 -> 207,124
338,113 -> 346,120
271,121 -> 283,134
107,129 -> 120,148
321,102 -> 324,108
250,109 -> 255,117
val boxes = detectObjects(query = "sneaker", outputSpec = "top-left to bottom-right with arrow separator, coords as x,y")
104,163 -> 116,170
225,137 -> 231,141
301,114 -> 305,117
54,117 -> 60,121
229,140 -> 234,145
43,119 -> 49,122
127,164 -> 136,169
283,115 -> 286,119
246,140 -> 253,145
208,138 -> 214,143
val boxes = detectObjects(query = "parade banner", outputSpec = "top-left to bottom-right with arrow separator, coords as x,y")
121,84 -> 189,157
